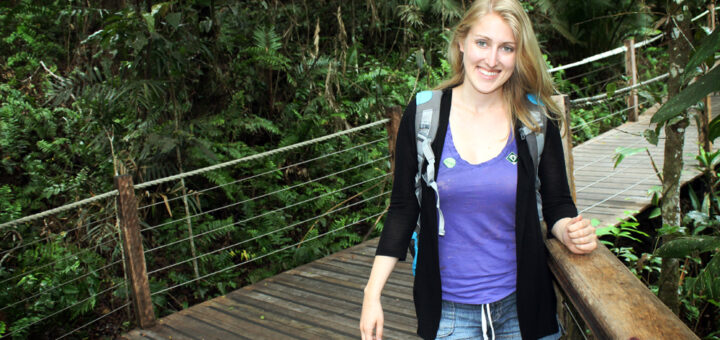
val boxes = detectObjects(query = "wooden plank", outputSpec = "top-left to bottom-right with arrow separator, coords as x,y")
157,308 -> 244,340
210,295 -> 352,339
224,292 -> 360,338
195,301 -> 317,339
546,239 -> 699,339
252,279 -> 418,335
235,286 -> 418,339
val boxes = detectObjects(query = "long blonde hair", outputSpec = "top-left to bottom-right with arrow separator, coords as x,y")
436,0 -> 561,131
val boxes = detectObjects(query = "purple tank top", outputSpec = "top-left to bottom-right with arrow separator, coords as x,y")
436,123 -> 518,304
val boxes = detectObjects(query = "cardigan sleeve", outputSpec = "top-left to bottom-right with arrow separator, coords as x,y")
539,118 -> 578,236
375,101 -> 420,261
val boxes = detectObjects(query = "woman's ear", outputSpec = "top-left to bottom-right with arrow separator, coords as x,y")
458,40 -> 464,53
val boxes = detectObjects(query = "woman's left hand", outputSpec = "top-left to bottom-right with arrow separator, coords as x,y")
552,215 -> 597,254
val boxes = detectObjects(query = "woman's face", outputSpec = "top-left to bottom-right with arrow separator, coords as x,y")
459,12 -> 516,96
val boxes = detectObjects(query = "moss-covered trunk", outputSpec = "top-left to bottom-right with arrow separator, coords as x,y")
657,3 -> 693,315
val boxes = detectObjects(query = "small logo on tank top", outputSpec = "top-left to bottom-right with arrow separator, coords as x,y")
443,157 -> 456,168
506,152 -> 518,164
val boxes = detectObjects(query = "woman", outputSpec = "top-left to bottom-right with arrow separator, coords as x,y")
359,1 -> 598,339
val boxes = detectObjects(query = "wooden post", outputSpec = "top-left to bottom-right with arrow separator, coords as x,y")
702,3 -> 716,152
385,106 -> 403,174
552,94 -> 576,203
625,38 -> 639,122
115,175 -> 156,329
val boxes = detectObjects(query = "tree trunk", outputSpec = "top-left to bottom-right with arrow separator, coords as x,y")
657,4 -> 693,315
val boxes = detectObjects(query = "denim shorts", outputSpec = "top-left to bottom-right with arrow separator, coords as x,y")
436,291 -> 563,340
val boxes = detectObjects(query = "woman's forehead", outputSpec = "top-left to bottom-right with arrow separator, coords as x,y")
466,13 -> 516,43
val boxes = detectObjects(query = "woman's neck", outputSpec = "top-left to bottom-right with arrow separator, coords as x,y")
453,83 -> 506,116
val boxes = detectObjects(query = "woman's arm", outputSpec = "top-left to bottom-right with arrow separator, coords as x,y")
360,255 -> 399,340
540,119 -> 597,253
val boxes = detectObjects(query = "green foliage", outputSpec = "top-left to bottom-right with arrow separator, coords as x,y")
2,0 -> 715,338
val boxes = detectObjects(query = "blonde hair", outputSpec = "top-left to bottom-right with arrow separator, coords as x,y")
436,0 -> 562,131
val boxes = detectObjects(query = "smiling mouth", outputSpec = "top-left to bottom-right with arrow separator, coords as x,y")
478,68 -> 499,76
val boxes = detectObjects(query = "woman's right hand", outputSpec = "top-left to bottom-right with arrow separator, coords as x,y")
359,295 -> 384,340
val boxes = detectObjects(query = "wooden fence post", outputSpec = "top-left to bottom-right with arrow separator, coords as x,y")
385,106 -> 403,174
549,94 -> 585,339
702,3 -> 716,152
625,38 -> 639,122
115,175 -> 156,329
552,94 -> 576,203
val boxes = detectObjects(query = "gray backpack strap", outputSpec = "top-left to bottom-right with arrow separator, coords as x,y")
520,94 -> 547,221
414,90 -> 445,236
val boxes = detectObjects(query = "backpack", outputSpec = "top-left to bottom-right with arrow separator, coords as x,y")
409,90 -> 548,275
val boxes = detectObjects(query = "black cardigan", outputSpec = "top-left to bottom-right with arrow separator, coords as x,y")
376,88 -> 578,339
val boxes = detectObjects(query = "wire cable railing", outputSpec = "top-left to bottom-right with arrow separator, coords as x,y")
0,259 -> 123,314
140,155 -> 389,233
0,119 -> 389,230
0,237 -> 118,286
150,209 -> 387,297
136,137 -> 387,213
55,302 -> 131,340
0,213 -> 115,259
571,101 -> 649,133
144,172 -> 390,256
2,281 -> 126,339
148,190 -> 390,276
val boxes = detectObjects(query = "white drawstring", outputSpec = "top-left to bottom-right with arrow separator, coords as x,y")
480,303 -> 496,340
481,304 -> 488,340
486,303 -> 495,340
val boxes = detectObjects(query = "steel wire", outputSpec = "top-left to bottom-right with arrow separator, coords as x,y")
0,237 -> 117,286
564,62 -> 622,82
0,214 -> 115,258
150,210 -> 387,297
145,173 -> 390,255
579,172 -> 657,214
3,282 -> 125,338
570,101 -> 648,132
141,156 -> 389,233
148,190 -> 390,276
55,302 -> 131,340
136,137 -> 386,212
0,259 -> 123,313
0,119 -> 389,229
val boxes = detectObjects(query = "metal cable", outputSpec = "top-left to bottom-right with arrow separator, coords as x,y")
573,137 -> 647,174
0,190 -> 119,229
563,301 -> 589,340
55,302 -> 131,340
145,173 -> 390,255
136,137 -> 386,212
148,190 -> 390,276
0,214 -> 115,258
549,34 -> 663,74
133,119 -> 390,191
0,259 -> 122,314
579,172 -> 657,214
141,156 -> 389,233
0,237 -> 117,286
3,281 -> 125,338
570,101 -> 648,132
571,73 -> 669,105
151,210 -> 386,297
564,62 -> 622,82
573,73 -> 623,95
0,119 -> 389,229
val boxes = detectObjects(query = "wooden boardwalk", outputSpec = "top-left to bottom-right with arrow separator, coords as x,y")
123,98 -> 718,340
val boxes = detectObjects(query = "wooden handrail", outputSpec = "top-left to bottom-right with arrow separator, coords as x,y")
546,240 -> 699,339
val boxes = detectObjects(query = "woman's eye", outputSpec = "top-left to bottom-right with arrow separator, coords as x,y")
476,40 -> 487,47
503,45 -> 515,53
